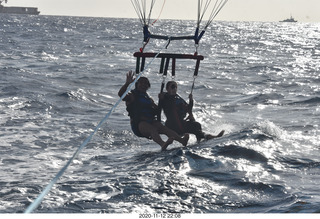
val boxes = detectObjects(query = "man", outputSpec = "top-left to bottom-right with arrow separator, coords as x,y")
160,81 -> 224,142
118,71 -> 189,151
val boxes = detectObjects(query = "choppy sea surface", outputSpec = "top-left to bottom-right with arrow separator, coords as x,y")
1,14 -> 320,214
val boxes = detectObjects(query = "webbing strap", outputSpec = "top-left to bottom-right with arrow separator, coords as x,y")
142,25 -> 206,45
159,57 -> 165,74
191,76 -> 197,95
140,57 -> 146,72
172,58 -> 176,78
164,58 -> 170,75
135,56 -> 140,73
134,52 -> 204,78
194,59 -> 201,77
135,52 -> 204,81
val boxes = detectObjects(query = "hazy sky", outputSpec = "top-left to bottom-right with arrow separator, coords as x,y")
4,0 -> 320,22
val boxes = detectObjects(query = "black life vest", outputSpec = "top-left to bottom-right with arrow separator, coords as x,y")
161,93 -> 189,134
126,89 -> 157,126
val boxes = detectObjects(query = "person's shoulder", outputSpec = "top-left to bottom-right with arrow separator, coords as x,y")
163,92 -> 172,97
123,90 -> 135,102
146,92 -> 154,100
175,94 -> 183,99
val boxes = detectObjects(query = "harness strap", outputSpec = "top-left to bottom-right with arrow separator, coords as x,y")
194,59 -> 201,77
134,52 -> 204,94
142,25 -> 206,45
134,52 -> 204,78
164,57 -> 170,75
157,74 -> 167,121
135,56 -> 140,74
160,57 -> 165,73
140,57 -> 146,72
191,76 -> 197,95
172,58 -> 176,78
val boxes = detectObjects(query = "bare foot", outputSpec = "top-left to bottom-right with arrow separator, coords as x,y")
217,130 -> 225,137
182,134 -> 189,146
161,137 -> 174,151
205,130 -> 225,140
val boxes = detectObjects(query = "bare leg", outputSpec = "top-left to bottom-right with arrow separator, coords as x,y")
162,137 -> 174,151
153,121 -> 189,146
138,121 -> 174,149
181,134 -> 190,146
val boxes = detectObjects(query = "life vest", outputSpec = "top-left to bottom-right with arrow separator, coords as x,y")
161,93 -> 189,134
126,89 -> 157,126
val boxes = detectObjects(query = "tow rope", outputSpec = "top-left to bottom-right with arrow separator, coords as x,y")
24,39 -> 171,214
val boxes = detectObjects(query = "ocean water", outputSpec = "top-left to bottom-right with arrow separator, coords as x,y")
0,14 -> 320,214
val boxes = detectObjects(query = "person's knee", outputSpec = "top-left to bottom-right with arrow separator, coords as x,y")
186,121 -> 201,132
193,121 -> 202,130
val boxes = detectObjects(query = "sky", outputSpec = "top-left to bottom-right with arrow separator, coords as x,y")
4,0 -> 320,22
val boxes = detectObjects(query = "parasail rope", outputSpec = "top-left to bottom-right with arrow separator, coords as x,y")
147,0 -> 156,25
24,38 -> 171,214
197,0 -> 211,28
204,0 -> 229,29
197,0 -> 229,30
131,0 -> 159,26
151,0 -> 166,26
131,0 -> 143,24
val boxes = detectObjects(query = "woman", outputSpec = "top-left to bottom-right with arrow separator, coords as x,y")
160,81 -> 224,142
118,71 -> 189,151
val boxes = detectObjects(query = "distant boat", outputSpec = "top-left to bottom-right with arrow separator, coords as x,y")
0,0 -> 40,15
280,15 -> 297,23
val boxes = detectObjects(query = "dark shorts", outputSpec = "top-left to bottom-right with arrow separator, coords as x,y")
131,122 -> 144,137
185,121 -> 205,140
166,120 -> 205,140
131,120 -> 153,139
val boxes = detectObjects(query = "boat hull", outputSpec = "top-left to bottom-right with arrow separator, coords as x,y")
0,6 -> 40,15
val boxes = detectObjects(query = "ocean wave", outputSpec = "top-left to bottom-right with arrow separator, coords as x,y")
279,156 -> 320,169
214,145 -> 268,163
57,89 -> 98,103
236,93 -> 284,105
289,96 -> 320,105
247,65 -> 284,73
1,15 -> 320,213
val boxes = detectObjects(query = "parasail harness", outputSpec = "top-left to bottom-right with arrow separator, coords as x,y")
131,0 -> 229,119
132,0 -> 228,92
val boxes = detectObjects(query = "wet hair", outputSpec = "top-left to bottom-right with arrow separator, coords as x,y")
166,81 -> 177,90
135,76 -> 151,89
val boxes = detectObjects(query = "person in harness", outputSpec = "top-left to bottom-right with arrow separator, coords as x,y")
160,81 -> 224,142
118,71 -> 189,151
